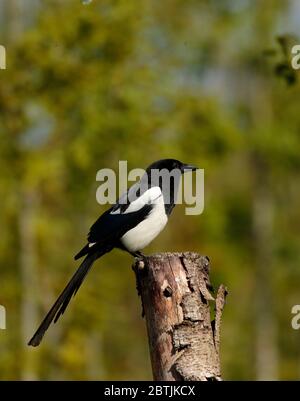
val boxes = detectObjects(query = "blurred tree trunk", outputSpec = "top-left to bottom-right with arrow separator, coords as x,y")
3,0 -> 22,41
19,190 -> 39,380
133,252 -> 227,381
2,0 -> 39,40
249,69 -> 278,380
252,157 -> 278,380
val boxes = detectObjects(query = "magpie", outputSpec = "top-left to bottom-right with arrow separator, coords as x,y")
28,159 -> 197,346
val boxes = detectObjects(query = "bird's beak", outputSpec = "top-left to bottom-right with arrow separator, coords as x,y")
182,163 -> 198,173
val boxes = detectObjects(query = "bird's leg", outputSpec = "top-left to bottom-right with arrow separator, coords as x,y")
130,250 -> 146,259
136,250 -> 146,258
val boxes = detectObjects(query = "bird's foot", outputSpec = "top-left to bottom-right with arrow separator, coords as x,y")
131,251 -> 146,271
131,250 -> 146,259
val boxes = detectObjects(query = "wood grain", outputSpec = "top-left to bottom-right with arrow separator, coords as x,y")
133,252 -> 227,381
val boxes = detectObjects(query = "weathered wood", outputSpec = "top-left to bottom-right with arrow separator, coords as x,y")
133,252 -> 227,381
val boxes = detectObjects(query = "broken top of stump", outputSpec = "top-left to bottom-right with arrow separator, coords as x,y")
133,252 -> 227,381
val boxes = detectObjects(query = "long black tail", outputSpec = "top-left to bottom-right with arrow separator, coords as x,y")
28,250 -> 106,347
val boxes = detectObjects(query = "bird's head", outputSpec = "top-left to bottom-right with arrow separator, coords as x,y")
146,159 -> 198,174
142,159 -> 198,212
143,159 -> 198,196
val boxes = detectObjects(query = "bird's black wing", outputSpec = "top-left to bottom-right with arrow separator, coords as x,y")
88,203 -> 152,243
74,203 -> 152,259
88,183 -> 161,245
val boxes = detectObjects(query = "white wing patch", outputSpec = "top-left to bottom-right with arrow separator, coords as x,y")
110,186 -> 162,215
110,208 -> 121,215
126,186 -> 162,213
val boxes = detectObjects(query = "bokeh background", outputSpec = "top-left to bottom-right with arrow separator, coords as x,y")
0,0 -> 300,380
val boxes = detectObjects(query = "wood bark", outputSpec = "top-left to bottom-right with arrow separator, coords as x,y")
133,252 -> 227,381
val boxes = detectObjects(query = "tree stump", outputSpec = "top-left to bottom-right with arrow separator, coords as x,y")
133,252 -> 227,381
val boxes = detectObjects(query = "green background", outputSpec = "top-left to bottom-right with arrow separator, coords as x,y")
0,0 -> 300,380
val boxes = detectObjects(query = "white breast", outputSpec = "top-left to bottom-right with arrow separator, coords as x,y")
120,194 -> 168,252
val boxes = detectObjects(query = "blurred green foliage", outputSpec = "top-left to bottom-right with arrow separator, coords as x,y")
0,0 -> 300,380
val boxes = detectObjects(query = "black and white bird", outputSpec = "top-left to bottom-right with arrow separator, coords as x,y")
28,159 -> 197,346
